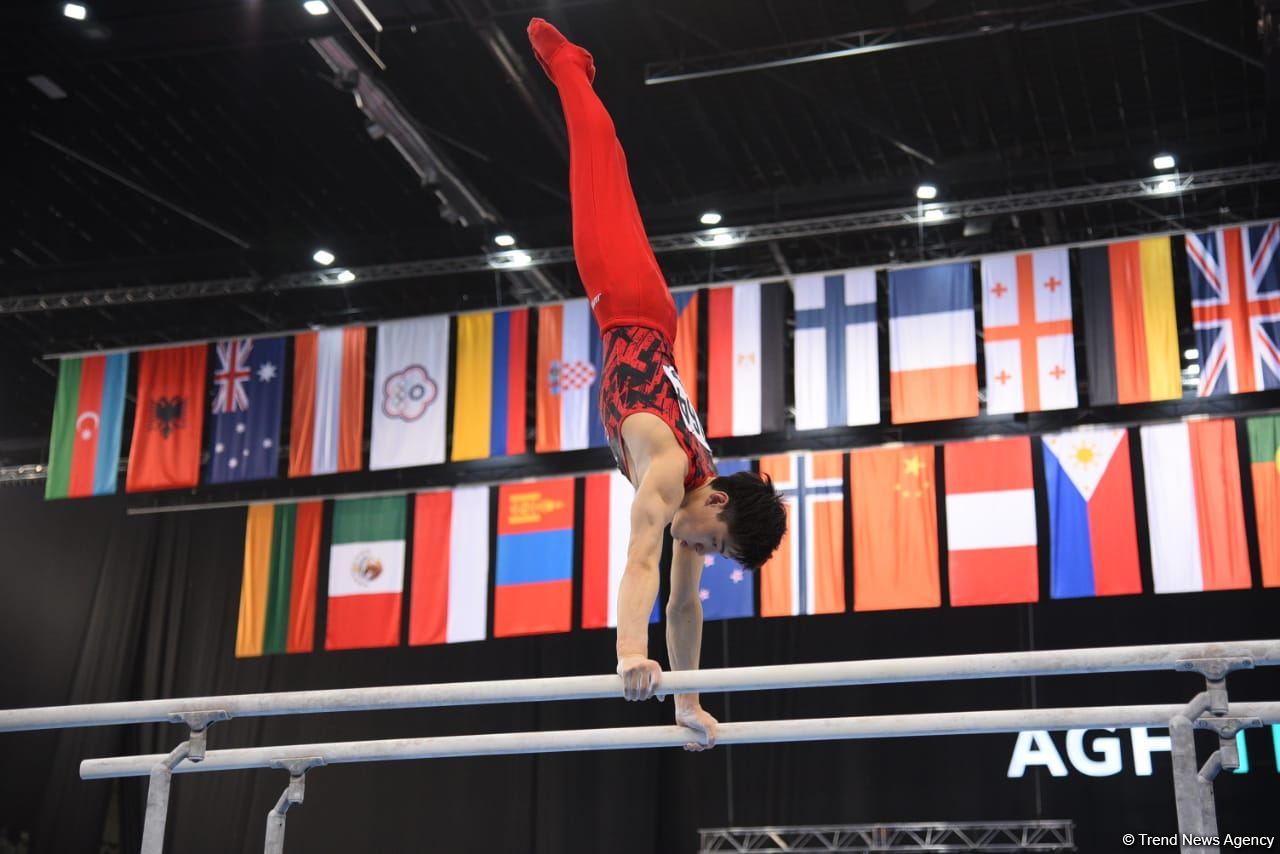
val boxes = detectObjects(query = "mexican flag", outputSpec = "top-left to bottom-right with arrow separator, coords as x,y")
325,496 -> 406,650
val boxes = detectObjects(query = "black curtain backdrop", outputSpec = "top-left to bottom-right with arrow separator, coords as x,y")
2,481 -> 1278,854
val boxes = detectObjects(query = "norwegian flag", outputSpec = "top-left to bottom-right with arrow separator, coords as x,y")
1185,222 -> 1280,395
212,339 -> 253,414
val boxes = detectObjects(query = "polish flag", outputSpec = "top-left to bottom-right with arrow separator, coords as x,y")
582,470 -> 637,629
409,487 -> 490,645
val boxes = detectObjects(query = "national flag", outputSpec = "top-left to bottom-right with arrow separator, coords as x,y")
1247,416 -> 1280,587
325,496 -> 406,650
289,327 -> 367,477
370,317 -> 450,470
850,445 -> 941,611
1140,420 -> 1251,593
1185,223 -> 1280,395
205,338 -> 285,484
236,501 -> 321,657
581,470 -> 661,628
888,263 -> 979,423
706,281 -> 787,437
409,487 -> 490,645
45,353 -> 128,499
1041,428 -> 1142,598
698,459 -> 756,621
494,478 -> 575,636
943,437 -> 1038,606
793,269 -> 880,430
1079,238 -> 1181,404
451,308 -> 529,461
980,249 -> 1078,414
760,452 -> 844,616
535,301 -> 606,453
126,344 -> 207,492
672,291 -> 700,412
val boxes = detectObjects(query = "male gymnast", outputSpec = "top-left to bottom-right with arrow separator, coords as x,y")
528,19 -> 787,751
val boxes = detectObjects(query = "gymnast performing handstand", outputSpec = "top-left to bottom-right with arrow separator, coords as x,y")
528,19 -> 787,752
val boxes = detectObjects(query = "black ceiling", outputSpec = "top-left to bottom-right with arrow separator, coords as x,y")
1,0 -> 1276,458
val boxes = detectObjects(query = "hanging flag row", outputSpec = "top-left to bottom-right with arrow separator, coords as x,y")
236,414 -> 1278,657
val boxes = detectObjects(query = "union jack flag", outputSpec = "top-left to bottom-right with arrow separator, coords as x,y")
1185,222 -> 1280,396
212,339 -> 253,413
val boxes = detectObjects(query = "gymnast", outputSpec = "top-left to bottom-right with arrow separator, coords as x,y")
528,19 -> 787,752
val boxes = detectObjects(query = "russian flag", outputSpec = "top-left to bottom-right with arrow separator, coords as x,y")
888,263 -> 979,424
759,452 -> 846,616
793,269 -> 880,430
535,301 -> 606,453
1140,419 -> 1251,594
451,308 -> 529,461
1042,428 -> 1143,598
410,486 -> 491,645
493,478 -> 575,637
943,437 -> 1039,606
581,470 -> 659,628
706,281 -> 787,438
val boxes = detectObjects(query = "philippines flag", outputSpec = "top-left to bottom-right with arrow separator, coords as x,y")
451,308 -> 529,461
793,269 -> 880,430
493,478 -> 575,636
888,263 -> 979,423
581,470 -> 659,628
535,300 -> 606,453
409,486 -> 490,645
706,281 -> 787,437
1185,222 -> 1280,395
697,459 -> 756,621
943,437 -> 1039,606
1041,428 -> 1142,598
759,452 -> 845,617
980,249 -> 1078,414
205,338 -> 285,484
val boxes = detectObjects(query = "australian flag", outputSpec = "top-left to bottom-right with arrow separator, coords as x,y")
205,338 -> 285,484
697,458 -> 756,620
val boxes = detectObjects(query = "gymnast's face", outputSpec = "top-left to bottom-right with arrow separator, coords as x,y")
669,490 -> 731,559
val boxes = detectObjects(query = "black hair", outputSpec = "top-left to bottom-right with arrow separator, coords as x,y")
710,470 -> 786,570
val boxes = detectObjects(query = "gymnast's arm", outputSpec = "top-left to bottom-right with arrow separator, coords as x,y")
667,540 -> 718,751
615,449 -> 686,702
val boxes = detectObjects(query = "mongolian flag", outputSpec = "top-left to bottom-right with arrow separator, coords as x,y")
126,344 -> 207,492
672,291 -> 700,412
451,308 -> 529,461
759,452 -> 845,616
697,459 -> 756,621
793,268 -> 880,430
236,501 -> 321,657
205,338 -> 285,484
325,496 -> 406,650
1079,237 -> 1181,405
494,478 -> 575,636
289,327 -> 366,477
45,353 -> 128,499
706,281 -> 787,437
1247,415 -> 1280,587
535,300 -> 606,453
888,263 -> 979,423
1140,419 -> 1251,594
369,317 -> 450,470
410,487 -> 490,645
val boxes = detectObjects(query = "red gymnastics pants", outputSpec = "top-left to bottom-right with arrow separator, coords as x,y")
547,59 -> 678,343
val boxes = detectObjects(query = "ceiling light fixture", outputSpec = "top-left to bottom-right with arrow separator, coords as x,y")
915,183 -> 938,200
699,211 -> 722,226
63,3 -> 87,19
1184,348 -> 1199,360
1153,153 -> 1176,171
693,227 -> 741,248
303,0 -> 329,15
923,208 -> 945,222
493,233 -> 516,247
312,249 -> 335,266
335,269 -> 356,284
1153,178 -> 1179,194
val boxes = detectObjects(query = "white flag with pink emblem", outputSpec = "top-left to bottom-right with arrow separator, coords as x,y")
980,248 -> 1078,414
370,316 -> 450,470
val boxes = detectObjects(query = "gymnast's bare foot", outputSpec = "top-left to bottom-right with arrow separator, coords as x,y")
527,17 -> 595,83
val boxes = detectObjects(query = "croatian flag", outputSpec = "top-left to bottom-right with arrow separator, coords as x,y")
493,478 -> 575,636
205,338 -> 285,484
1041,428 -> 1142,598
888,263 -> 979,423
698,458 -> 756,621
535,301 -> 606,453
1185,222 -> 1280,395
410,486 -> 490,645
581,470 -> 660,628
759,452 -> 845,617
980,249 -> 1078,414
793,269 -> 880,430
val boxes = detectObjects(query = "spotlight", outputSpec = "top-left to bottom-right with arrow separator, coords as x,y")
303,0 -> 329,15
1185,363 -> 1200,376
1184,348 -> 1199,360
1153,178 -> 1178,194
693,227 -> 741,248
507,251 -> 532,267
493,233 -> 516,247
699,211 -> 722,226
336,269 -> 356,284
915,183 -> 938,200
63,3 -> 87,19
1153,153 -> 1176,171
923,208 -> 945,222
312,249 -> 335,266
